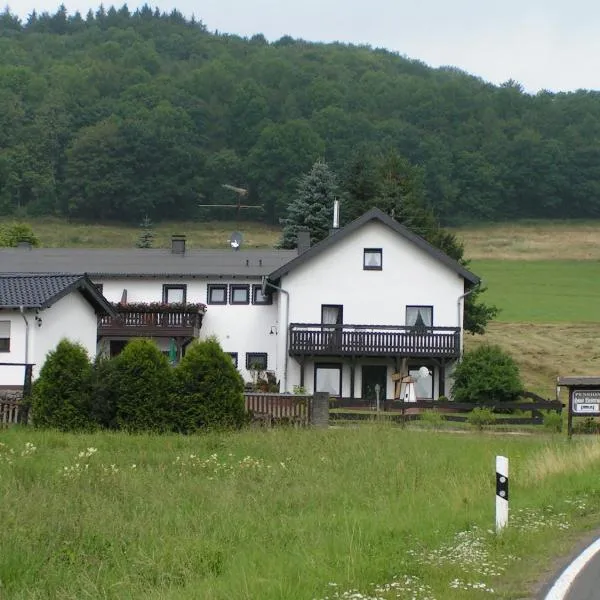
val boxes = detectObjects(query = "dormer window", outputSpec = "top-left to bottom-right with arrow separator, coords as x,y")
363,248 -> 382,270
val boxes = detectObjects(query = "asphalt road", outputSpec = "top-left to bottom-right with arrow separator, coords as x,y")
563,552 -> 600,600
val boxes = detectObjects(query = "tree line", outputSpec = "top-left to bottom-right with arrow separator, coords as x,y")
2,5 -> 600,226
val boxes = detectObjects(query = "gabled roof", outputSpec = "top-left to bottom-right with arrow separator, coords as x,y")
0,274 -> 115,316
0,248 -> 297,278
267,207 -> 480,285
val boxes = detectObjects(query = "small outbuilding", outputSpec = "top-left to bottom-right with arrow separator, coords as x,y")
0,273 -> 114,388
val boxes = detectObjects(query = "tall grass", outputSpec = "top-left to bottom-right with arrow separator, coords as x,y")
1,427 -> 599,599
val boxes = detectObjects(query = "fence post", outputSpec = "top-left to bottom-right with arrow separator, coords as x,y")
311,392 -> 329,428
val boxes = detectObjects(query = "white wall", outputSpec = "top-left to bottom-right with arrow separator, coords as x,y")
0,311 -> 29,387
33,291 -> 98,380
96,277 -> 280,384
281,220 -> 465,326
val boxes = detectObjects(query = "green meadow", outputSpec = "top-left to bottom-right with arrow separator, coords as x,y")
1,427 -> 600,599
472,260 -> 600,323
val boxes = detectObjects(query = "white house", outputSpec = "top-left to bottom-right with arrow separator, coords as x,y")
0,274 -> 115,388
0,208 -> 479,400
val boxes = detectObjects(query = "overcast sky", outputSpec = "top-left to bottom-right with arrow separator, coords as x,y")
7,0 -> 600,93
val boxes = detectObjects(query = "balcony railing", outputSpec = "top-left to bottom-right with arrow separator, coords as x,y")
288,323 -> 460,357
99,308 -> 203,338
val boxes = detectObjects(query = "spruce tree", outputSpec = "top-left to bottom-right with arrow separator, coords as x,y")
279,160 -> 340,249
135,215 -> 154,248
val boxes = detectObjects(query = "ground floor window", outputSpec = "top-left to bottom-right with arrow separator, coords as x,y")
315,363 -> 342,397
0,321 -> 9,352
409,365 -> 433,399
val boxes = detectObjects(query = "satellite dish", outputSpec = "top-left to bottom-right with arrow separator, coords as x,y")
229,231 -> 243,251
418,366 -> 431,379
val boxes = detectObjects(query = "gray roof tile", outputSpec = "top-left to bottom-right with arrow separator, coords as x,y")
0,273 -> 114,315
0,248 -> 297,278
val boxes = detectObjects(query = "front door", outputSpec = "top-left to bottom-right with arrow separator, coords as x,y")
362,365 -> 387,409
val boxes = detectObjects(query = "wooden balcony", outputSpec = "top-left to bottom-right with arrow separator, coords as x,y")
288,323 -> 461,358
98,307 -> 203,339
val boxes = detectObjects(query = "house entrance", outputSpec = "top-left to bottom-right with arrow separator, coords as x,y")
362,365 -> 387,407
109,340 -> 127,357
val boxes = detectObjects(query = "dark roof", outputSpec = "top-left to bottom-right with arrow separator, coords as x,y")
267,208 -> 480,285
0,248 -> 296,278
0,274 -> 115,316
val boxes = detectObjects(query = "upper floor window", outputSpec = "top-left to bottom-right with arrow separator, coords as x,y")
406,306 -> 433,331
321,304 -> 343,325
0,321 -> 10,352
363,248 -> 382,270
230,284 -> 250,305
163,284 -> 186,304
252,284 -> 272,305
207,284 -> 227,305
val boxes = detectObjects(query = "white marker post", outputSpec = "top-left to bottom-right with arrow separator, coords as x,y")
496,455 -> 509,533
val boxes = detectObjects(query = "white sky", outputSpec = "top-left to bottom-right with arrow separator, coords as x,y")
7,0 -> 600,93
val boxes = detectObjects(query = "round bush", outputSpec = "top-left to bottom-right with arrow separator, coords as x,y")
112,339 -> 175,432
31,338 -> 93,431
174,337 -> 245,432
452,343 -> 523,404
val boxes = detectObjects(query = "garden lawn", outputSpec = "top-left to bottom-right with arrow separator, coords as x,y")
471,260 -> 600,323
1,427 -> 600,599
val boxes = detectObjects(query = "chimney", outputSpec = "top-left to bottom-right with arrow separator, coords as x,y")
296,227 -> 310,255
329,198 -> 340,236
171,234 -> 186,254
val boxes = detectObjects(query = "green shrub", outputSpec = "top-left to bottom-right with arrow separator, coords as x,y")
452,344 -> 523,404
542,410 -> 563,433
31,339 -> 93,431
419,409 -> 445,429
0,222 -> 40,247
467,407 -> 497,430
174,337 -> 246,432
113,339 -> 174,432
89,355 -> 120,429
573,417 -> 600,434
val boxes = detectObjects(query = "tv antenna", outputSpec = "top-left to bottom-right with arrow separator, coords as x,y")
198,184 -> 264,220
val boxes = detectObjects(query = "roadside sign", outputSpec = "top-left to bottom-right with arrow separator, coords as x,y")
572,390 -> 600,415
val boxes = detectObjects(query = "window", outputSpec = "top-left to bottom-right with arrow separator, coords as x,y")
163,284 -> 186,304
228,353 -> 238,368
363,248 -> 382,270
406,306 -> 433,331
207,284 -> 227,305
0,321 -> 10,352
230,284 -> 250,305
252,284 -> 272,305
409,366 -> 433,399
246,352 -> 268,370
321,305 -> 343,325
315,363 -> 342,397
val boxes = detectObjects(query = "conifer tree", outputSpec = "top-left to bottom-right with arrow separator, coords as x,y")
135,215 -> 154,248
279,160 -> 340,249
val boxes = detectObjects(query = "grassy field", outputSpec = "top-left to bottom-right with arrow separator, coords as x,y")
1,427 -> 600,599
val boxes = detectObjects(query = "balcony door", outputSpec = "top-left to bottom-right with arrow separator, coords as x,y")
321,304 -> 343,350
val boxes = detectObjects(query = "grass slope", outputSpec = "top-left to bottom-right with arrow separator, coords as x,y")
1,427 -> 600,599
471,260 -> 600,323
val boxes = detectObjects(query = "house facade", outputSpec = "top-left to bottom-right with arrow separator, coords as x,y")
0,274 -> 114,387
0,208 -> 479,400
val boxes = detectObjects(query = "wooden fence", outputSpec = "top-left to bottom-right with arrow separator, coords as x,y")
329,398 -> 563,425
0,397 -> 28,427
244,393 -> 312,426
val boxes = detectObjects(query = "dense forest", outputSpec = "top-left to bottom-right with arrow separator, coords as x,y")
1,5 -> 600,225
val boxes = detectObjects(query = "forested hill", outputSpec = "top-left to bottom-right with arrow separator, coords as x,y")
2,6 -> 600,226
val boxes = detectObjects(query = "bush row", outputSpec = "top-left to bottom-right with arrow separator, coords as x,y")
31,337 -> 246,433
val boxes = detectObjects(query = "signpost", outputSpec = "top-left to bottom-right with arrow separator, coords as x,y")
558,377 -> 600,438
